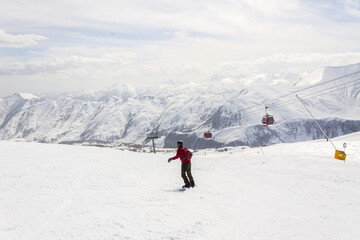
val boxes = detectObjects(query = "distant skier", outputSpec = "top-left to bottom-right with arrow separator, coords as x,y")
168,140 -> 195,188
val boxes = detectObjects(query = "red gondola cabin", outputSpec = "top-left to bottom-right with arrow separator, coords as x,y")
204,132 -> 212,139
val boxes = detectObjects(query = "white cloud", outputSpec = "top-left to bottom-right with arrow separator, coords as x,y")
217,52 -> 360,77
0,51 -> 128,75
343,0 -> 360,17
244,52 -> 360,65
242,0 -> 299,16
1,0 -> 360,96
0,29 -> 47,48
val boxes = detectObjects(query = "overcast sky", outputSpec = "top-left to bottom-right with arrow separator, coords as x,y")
1,0 -> 360,97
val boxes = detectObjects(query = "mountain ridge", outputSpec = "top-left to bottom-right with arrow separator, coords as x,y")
1,63 -> 360,149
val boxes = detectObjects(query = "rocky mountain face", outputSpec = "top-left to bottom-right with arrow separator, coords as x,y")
1,64 -> 360,149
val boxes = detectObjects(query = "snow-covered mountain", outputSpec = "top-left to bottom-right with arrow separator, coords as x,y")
1,63 -> 360,149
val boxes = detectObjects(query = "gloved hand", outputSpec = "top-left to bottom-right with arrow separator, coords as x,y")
168,158 -> 172,163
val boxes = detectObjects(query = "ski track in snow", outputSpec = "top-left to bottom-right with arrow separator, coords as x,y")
1,133 -> 360,240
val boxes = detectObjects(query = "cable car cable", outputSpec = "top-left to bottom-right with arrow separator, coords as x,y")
239,79 -> 360,118
191,70 -> 360,140
216,81 -> 360,145
241,82 -> 360,119
193,70 -> 360,134
238,70 -> 360,113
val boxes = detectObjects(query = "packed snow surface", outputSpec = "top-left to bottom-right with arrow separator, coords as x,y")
1,133 -> 360,240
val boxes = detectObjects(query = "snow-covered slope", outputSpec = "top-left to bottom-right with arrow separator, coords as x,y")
1,132 -> 360,239
0,63 -> 359,148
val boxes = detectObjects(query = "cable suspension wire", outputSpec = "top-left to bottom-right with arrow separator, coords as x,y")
239,78 -> 360,118
192,70 -> 360,133
205,72 -> 360,147
295,81 -> 360,102
240,84 -> 360,118
216,81 -> 360,145
245,81 -> 360,118
238,70 -> 360,113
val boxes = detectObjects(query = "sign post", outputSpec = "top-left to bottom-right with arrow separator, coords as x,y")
146,132 -> 160,154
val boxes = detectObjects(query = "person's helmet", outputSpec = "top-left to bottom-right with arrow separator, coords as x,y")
177,140 -> 183,147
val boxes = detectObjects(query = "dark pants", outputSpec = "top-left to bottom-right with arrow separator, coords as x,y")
181,162 -> 195,187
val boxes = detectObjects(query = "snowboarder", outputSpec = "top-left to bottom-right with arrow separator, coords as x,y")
168,140 -> 195,188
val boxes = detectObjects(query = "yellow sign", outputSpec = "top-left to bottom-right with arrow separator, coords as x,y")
334,150 -> 346,161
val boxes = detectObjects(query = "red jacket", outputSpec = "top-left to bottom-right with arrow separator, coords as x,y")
171,147 -> 191,163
